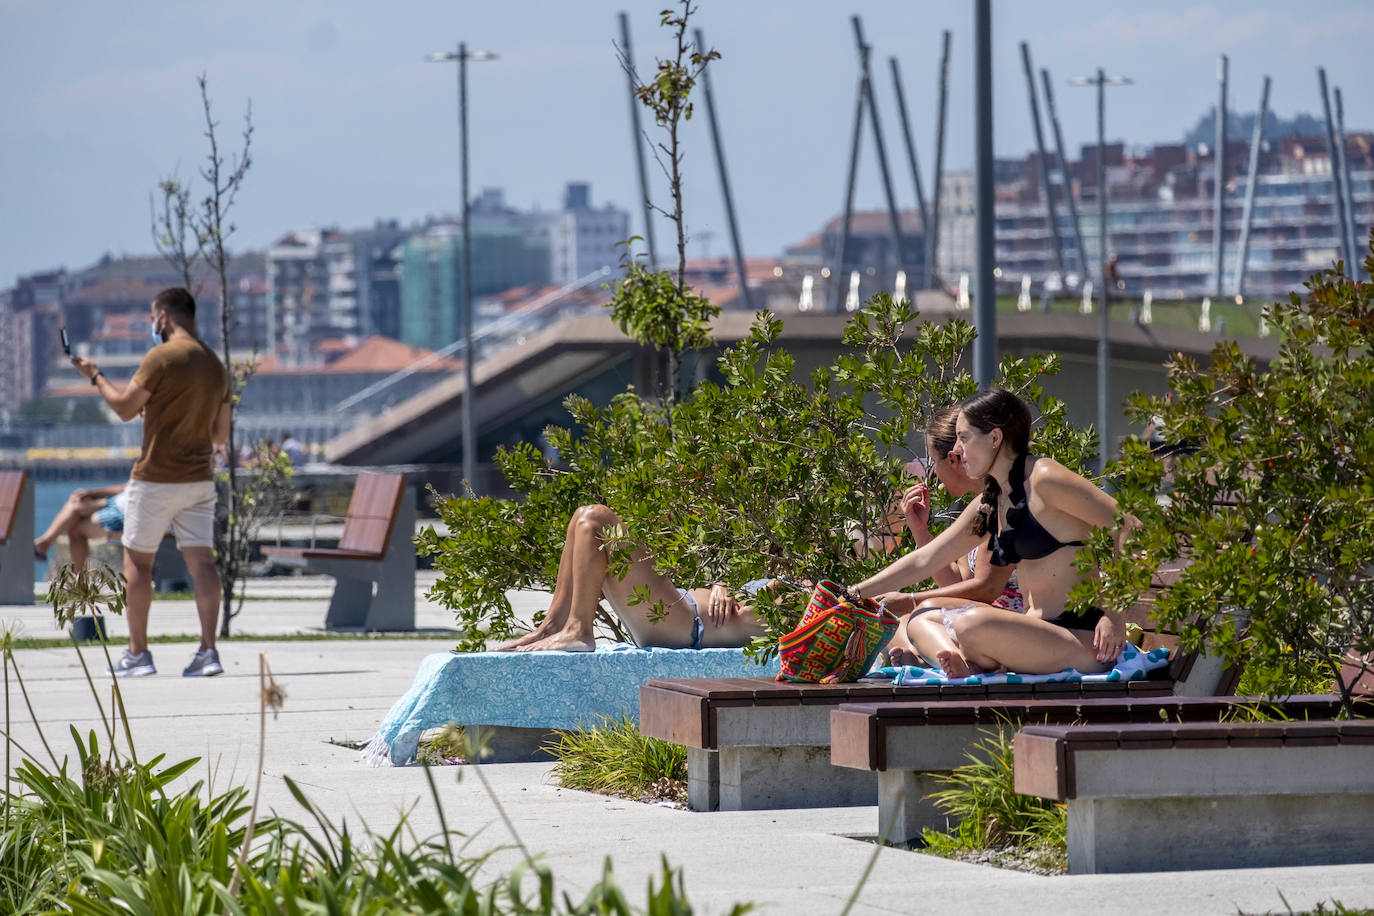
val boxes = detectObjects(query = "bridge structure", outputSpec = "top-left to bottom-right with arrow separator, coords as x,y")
326,292 -> 1277,494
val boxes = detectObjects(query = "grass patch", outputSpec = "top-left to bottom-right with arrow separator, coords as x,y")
918,726 -> 1067,873
545,715 -> 686,804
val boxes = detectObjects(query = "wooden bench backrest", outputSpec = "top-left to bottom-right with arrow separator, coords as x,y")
0,470 -> 27,543
337,472 -> 406,556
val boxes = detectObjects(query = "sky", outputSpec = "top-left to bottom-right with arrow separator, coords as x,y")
2,0 -> 1372,289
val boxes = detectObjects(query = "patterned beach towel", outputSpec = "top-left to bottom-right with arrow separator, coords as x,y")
865,643 -> 1171,687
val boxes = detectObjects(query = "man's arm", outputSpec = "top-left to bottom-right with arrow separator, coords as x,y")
211,399 -> 231,446
71,356 -> 150,422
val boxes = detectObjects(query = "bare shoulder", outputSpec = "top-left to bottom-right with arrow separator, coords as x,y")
1030,456 -> 1112,503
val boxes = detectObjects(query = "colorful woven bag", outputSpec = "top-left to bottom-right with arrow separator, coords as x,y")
776,580 -> 901,683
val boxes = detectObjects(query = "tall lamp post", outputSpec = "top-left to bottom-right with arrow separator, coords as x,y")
428,43 -> 497,490
1070,68 -> 1131,473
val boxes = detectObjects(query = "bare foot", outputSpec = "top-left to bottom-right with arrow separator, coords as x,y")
515,630 -> 595,653
888,646 -> 920,667
936,649 -> 984,678
492,609 -> 563,651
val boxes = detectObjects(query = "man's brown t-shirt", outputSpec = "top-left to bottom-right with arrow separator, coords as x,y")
129,337 -> 228,483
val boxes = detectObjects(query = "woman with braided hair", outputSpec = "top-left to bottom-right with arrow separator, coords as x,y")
851,388 -> 1129,676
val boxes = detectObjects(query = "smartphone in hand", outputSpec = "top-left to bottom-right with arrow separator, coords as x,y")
60,327 -> 71,356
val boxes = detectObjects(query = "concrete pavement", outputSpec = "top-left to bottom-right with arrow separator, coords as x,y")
3,579 -> 1373,915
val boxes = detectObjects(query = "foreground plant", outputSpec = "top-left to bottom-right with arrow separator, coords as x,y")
546,716 -> 686,802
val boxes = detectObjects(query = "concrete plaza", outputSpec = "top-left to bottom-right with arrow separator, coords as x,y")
2,575 -> 1371,915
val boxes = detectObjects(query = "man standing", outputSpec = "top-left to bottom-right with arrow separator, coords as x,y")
72,287 -> 229,677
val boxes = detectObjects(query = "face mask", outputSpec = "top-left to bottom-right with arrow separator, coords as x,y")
151,315 -> 168,344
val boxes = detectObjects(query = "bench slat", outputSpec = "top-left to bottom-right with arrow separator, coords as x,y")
0,471 -> 25,544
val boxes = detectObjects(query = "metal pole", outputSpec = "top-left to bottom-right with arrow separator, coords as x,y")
1235,76 -> 1270,298
1212,55 -> 1228,297
694,28 -> 751,310
619,12 -> 657,267
835,55 -> 866,311
1043,67 -> 1090,280
1317,68 -> 1352,277
1020,42 -> 1066,289
458,44 -> 477,489
850,17 -> 907,287
890,57 -> 929,286
1335,87 -> 1362,277
972,0 -> 996,386
928,30 -> 951,290
1096,71 -> 1109,469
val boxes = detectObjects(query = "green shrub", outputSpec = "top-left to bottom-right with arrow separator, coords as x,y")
919,726 -> 1066,869
545,716 -> 687,802
1089,236 -> 1374,715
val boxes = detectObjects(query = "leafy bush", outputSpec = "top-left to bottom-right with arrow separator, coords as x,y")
545,716 -> 686,802
421,295 -> 1095,653
919,726 -> 1066,869
1088,238 -> 1374,714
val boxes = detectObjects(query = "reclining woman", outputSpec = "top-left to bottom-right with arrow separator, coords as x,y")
496,503 -> 772,652
851,388 -> 1128,677
33,483 -> 128,571
880,406 -> 1024,667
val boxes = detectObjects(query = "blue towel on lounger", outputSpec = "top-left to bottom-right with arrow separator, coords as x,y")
865,643 -> 1171,687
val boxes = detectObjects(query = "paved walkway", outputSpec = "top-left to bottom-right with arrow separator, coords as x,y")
3,579 -> 1372,915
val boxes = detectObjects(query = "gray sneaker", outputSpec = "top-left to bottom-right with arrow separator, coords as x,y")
109,650 -> 156,678
183,648 -> 223,677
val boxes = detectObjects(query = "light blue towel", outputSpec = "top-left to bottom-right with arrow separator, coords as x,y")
363,645 -> 778,766
866,644 -> 1171,687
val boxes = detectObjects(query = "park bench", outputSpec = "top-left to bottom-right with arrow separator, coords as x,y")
1013,716 -> 1374,873
0,470 -> 34,605
830,693 -> 1372,846
262,471 -> 415,630
640,581 -> 1240,812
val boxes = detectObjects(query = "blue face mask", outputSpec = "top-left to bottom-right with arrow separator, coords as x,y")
151,315 -> 166,345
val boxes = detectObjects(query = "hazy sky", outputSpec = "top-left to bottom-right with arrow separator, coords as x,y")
3,0 -> 1371,288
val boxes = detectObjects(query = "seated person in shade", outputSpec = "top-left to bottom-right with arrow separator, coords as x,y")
878,406 -> 1024,668
850,388 -> 1130,678
497,503 -> 771,652
34,484 -> 128,572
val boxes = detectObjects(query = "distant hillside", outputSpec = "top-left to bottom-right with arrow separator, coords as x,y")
1184,110 -> 1329,149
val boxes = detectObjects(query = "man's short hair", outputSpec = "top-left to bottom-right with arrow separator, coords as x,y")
153,287 -> 196,322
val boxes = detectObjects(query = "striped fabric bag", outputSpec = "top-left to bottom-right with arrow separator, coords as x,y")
777,580 -> 901,683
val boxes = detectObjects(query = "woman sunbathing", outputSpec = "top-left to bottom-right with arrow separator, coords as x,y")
496,504 -> 771,652
851,388 -> 1128,676
33,483 -> 127,571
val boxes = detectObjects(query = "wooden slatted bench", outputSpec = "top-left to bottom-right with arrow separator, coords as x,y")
640,581 -> 1237,812
1014,717 -> 1374,873
0,470 -> 34,605
262,471 -> 416,630
640,673 -> 1178,812
830,693 -> 1371,845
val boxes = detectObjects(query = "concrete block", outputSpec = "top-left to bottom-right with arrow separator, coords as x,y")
687,746 -> 720,811
714,703 -> 833,747
717,745 -> 875,810
462,724 -> 560,763
1067,792 -> 1374,874
878,769 -> 951,845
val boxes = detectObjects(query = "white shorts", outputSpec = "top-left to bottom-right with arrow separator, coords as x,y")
121,479 -> 217,555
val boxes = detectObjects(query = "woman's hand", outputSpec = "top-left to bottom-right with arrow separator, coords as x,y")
899,483 -> 932,537
876,591 -> 914,614
1093,612 -> 1126,664
706,584 -> 739,627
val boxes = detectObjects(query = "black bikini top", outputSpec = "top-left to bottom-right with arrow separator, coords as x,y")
987,452 -> 1084,567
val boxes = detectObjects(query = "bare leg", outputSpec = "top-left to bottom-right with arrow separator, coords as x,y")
35,493 -> 104,557
181,546 -> 220,651
123,547 -> 156,655
66,519 -> 109,573
517,504 -> 629,652
952,606 -> 1108,675
906,600 -> 995,677
494,508 -> 587,650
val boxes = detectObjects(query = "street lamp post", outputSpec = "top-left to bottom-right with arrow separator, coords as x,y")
428,43 -> 497,491
1070,68 -> 1131,473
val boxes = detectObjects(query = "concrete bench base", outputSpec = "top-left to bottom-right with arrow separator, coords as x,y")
462,725 -> 561,763
1068,791 -> 1374,874
687,745 -> 875,812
